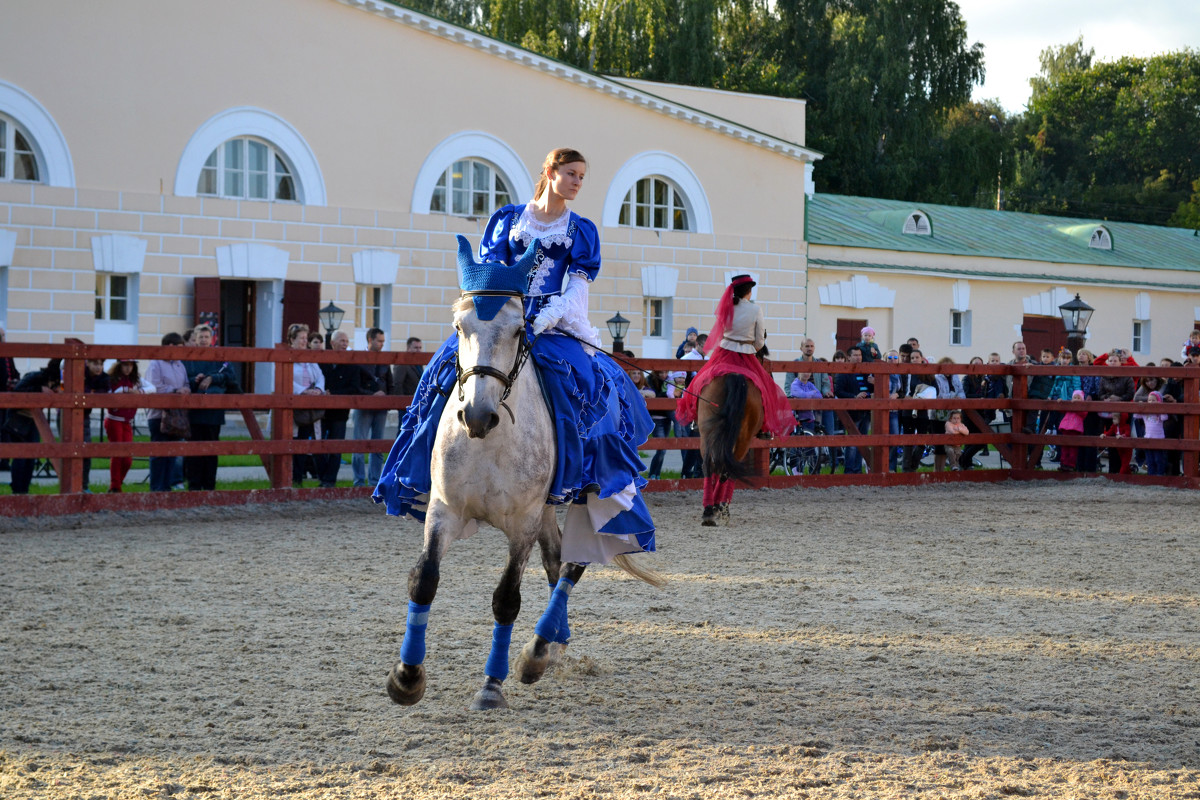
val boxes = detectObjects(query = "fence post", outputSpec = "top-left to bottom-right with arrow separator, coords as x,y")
1184,373 -> 1199,480
1011,369 -> 1029,469
59,348 -> 85,494
870,362 -> 888,474
272,347 -> 293,489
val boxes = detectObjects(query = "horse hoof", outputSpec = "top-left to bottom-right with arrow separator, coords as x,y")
386,661 -> 426,706
515,636 -> 551,684
718,503 -> 730,524
469,678 -> 509,711
701,505 -> 717,526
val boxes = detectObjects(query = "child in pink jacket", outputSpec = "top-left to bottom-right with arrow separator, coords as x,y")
1057,389 -> 1086,471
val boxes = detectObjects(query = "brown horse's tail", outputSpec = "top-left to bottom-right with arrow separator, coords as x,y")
701,373 -> 754,483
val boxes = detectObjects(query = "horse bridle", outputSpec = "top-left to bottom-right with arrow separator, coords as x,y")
453,290 -> 534,423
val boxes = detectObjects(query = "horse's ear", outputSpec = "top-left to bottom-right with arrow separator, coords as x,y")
455,235 -> 477,275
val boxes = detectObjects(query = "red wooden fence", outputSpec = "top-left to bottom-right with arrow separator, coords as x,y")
2,342 -> 1198,517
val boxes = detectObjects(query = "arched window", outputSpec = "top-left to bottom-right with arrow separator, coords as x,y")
1089,227 -> 1112,250
430,158 -> 512,217
618,177 -> 689,231
0,114 -> 40,183
902,211 -> 931,235
197,137 -> 297,201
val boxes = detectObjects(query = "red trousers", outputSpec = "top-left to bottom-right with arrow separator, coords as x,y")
104,417 -> 133,491
702,474 -> 735,506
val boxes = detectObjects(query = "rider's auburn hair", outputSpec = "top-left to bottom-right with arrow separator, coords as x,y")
533,148 -> 587,201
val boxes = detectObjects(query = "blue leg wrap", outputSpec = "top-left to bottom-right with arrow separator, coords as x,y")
484,623 -> 514,681
550,583 -> 571,644
399,601 -> 431,665
534,578 -> 574,642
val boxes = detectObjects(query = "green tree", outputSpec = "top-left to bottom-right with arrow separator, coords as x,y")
1029,36 -> 1093,103
809,0 -> 984,198
1009,47 -> 1200,225
1170,178 -> 1200,229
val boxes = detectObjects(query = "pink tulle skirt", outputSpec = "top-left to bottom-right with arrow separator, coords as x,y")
675,347 -> 794,436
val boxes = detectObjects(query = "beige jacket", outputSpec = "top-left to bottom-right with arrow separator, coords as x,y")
720,300 -> 766,354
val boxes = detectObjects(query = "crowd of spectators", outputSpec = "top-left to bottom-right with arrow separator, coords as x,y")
771,326 -> 1200,476
6,322 -> 1200,492
2,324 -> 427,494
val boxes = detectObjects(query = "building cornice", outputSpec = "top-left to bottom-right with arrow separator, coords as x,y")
336,0 -> 823,165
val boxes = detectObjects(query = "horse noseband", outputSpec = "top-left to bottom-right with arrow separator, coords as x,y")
454,290 -> 533,424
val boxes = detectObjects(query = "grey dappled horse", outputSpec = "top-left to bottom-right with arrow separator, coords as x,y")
386,236 -> 661,711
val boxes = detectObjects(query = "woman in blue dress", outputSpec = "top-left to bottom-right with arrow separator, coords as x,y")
374,147 -> 656,565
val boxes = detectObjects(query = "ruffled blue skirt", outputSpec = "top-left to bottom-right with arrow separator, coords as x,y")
373,329 -> 656,560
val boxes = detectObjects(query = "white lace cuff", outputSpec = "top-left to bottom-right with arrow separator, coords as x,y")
551,273 -> 601,352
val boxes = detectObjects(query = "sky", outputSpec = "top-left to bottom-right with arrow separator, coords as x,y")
955,0 -> 1200,114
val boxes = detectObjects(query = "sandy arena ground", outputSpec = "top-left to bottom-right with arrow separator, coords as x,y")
0,482 -> 1197,799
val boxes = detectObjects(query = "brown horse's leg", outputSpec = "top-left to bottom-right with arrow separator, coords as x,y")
701,473 -> 721,525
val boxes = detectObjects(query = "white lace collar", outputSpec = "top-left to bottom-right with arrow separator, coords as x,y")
513,204 -> 573,248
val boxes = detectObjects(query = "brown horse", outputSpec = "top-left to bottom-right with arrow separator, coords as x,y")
696,372 -> 764,526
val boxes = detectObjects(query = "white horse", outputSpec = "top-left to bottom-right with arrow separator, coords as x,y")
386,236 -> 660,711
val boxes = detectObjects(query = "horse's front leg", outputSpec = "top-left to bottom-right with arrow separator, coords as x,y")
516,508 -> 587,685
469,533 -> 537,710
386,502 -> 457,706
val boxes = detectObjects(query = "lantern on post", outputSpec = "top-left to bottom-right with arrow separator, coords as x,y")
1058,293 -> 1094,358
319,301 -> 345,348
606,312 -> 630,354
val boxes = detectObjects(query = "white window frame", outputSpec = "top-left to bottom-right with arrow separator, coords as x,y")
0,114 -> 40,183
619,176 -> 690,231
0,227 -> 14,334
950,309 -> 972,347
356,285 -> 383,330
95,273 -> 132,322
175,106 -> 325,204
1132,320 -> 1151,355
411,132 -> 532,216
0,81 -> 74,187
430,158 -> 513,218
354,284 -> 392,349
603,151 -> 712,233
198,137 -> 298,202
903,211 -> 932,235
644,297 -> 667,338
0,265 -> 9,333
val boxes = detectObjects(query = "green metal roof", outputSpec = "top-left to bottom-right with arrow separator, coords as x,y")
805,194 -> 1200,274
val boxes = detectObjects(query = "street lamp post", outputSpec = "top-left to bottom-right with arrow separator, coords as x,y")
1058,293 -> 1094,359
319,301 -> 345,348
606,312 -> 630,354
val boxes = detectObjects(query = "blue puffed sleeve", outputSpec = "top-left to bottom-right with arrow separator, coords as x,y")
568,214 -> 601,281
480,204 -> 521,265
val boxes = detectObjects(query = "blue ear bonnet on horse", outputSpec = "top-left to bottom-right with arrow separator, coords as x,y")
455,235 -> 540,321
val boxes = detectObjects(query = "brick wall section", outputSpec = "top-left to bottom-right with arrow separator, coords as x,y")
0,183 -> 808,354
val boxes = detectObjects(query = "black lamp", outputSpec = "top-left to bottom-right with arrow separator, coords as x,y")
1058,293 -> 1094,357
606,312 -> 630,354
319,301 -> 345,347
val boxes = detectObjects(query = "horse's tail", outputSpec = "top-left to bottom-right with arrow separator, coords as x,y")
613,553 -> 667,588
702,373 -> 753,483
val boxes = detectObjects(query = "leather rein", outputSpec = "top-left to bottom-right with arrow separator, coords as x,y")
453,290 -> 534,423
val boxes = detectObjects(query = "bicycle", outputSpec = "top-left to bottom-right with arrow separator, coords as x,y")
770,423 -> 833,475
